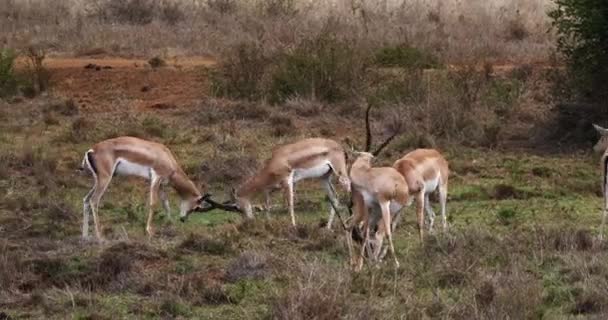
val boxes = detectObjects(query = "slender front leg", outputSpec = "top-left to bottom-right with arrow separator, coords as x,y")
424,194 -> 436,232
147,173 -> 162,238
415,191 -> 425,241
602,182 -> 608,240
323,178 -> 340,230
439,183 -> 448,231
380,201 -> 399,268
159,186 -> 171,219
286,173 -> 295,226
264,189 -> 271,219
89,175 -> 112,243
82,185 -> 96,239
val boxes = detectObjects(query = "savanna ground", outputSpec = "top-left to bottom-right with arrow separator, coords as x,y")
2,0 -> 608,319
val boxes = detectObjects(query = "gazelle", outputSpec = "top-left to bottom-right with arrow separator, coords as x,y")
208,138 -> 351,228
392,148 -> 449,238
592,124 -> 608,239
81,136 -> 214,241
348,152 -> 409,270
345,104 -> 407,270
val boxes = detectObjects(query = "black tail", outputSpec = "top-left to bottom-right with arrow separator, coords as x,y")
86,151 -> 98,175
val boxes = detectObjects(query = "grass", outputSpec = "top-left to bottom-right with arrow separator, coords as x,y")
0,57 -> 606,318
1,96 -> 607,318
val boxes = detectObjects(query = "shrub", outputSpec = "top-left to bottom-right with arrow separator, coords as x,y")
549,0 -> 608,102
103,0 -> 156,25
224,251 -> 270,283
207,0 -> 237,14
269,34 -> 369,103
209,43 -> 270,100
0,48 -> 18,98
374,45 -> 440,69
24,46 -> 51,95
259,0 -> 297,17
148,56 -> 166,69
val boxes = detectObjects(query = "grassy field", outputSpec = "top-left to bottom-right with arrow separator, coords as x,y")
1,0 -> 606,317
1,79 -> 607,319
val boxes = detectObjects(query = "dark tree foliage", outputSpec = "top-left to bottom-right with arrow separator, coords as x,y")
549,0 -> 608,102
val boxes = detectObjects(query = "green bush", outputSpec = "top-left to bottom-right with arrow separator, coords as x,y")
209,43 -> 270,101
374,45 -> 440,69
269,34 -> 369,103
549,0 -> 608,102
0,48 -> 18,98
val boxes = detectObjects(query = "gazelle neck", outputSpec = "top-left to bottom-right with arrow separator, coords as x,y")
170,169 -> 201,200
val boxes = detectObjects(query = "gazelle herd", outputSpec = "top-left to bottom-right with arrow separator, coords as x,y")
79,106 -> 608,270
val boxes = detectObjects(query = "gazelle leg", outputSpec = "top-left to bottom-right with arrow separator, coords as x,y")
415,191 -> 425,241
380,201 -> 399,268
285,173 -> 296,226
264,189 -> 271,219
601,180 -> 608,240
322,178 -> 340,230
439,183 -> 448,231
357,219 -> 370,272
424,194 -> 436,233
159,185 -> 171,219
82,185 -> 96,239
146,171 -> 162,238
89,174 -> 112,242
348,191 -> 367,271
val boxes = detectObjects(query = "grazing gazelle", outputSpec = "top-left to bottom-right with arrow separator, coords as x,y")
345,104 -> 407,270
208,138 -> 351,228
348,151 -> 409,270
592,124 -> 608,239
392,148 -> 449,238
81,136 -> 213,241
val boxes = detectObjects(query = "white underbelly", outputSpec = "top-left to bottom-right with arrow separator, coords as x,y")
114,158 -> 151,179
292,162 -> 331,182
424,175 -> 440,193
361,191 -> 403,214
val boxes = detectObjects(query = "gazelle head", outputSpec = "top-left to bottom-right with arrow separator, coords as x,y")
351,151 -> 375,169
179,193 -> 214,222
593,124 -> 608,153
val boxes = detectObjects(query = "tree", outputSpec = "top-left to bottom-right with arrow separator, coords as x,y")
549,0 -> 608,102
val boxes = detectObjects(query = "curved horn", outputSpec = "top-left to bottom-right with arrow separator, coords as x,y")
203,196 -> 241,213
364,103 -> 373,152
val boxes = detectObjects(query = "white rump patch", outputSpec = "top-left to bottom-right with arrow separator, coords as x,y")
293,162 -> 331,182
114,158 -> 151,179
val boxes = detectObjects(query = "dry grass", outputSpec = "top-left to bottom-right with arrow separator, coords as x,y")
0,0 -> 554,63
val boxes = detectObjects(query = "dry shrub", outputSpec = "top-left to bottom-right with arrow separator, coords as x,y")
148,56 -> 166,69
283,97 -> 324,117
45,99 -> 79,116
23,46 -> 51,95
537,227 -> 595,252
207,0 -> 238,14
269,114 -> 297,137
98,0 -> 156,25
197,99 -> 270,125
89,242 -> 166,291
209,43 -> 271,100
270,262 -> 350,320
199,153 -> 258,185
269,30 -> 370,104
178,233 -> 233,255
224,251 -> 270,283
491,184 -> 535,200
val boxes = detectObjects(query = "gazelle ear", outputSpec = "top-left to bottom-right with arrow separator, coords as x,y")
593,124 -> 608,136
